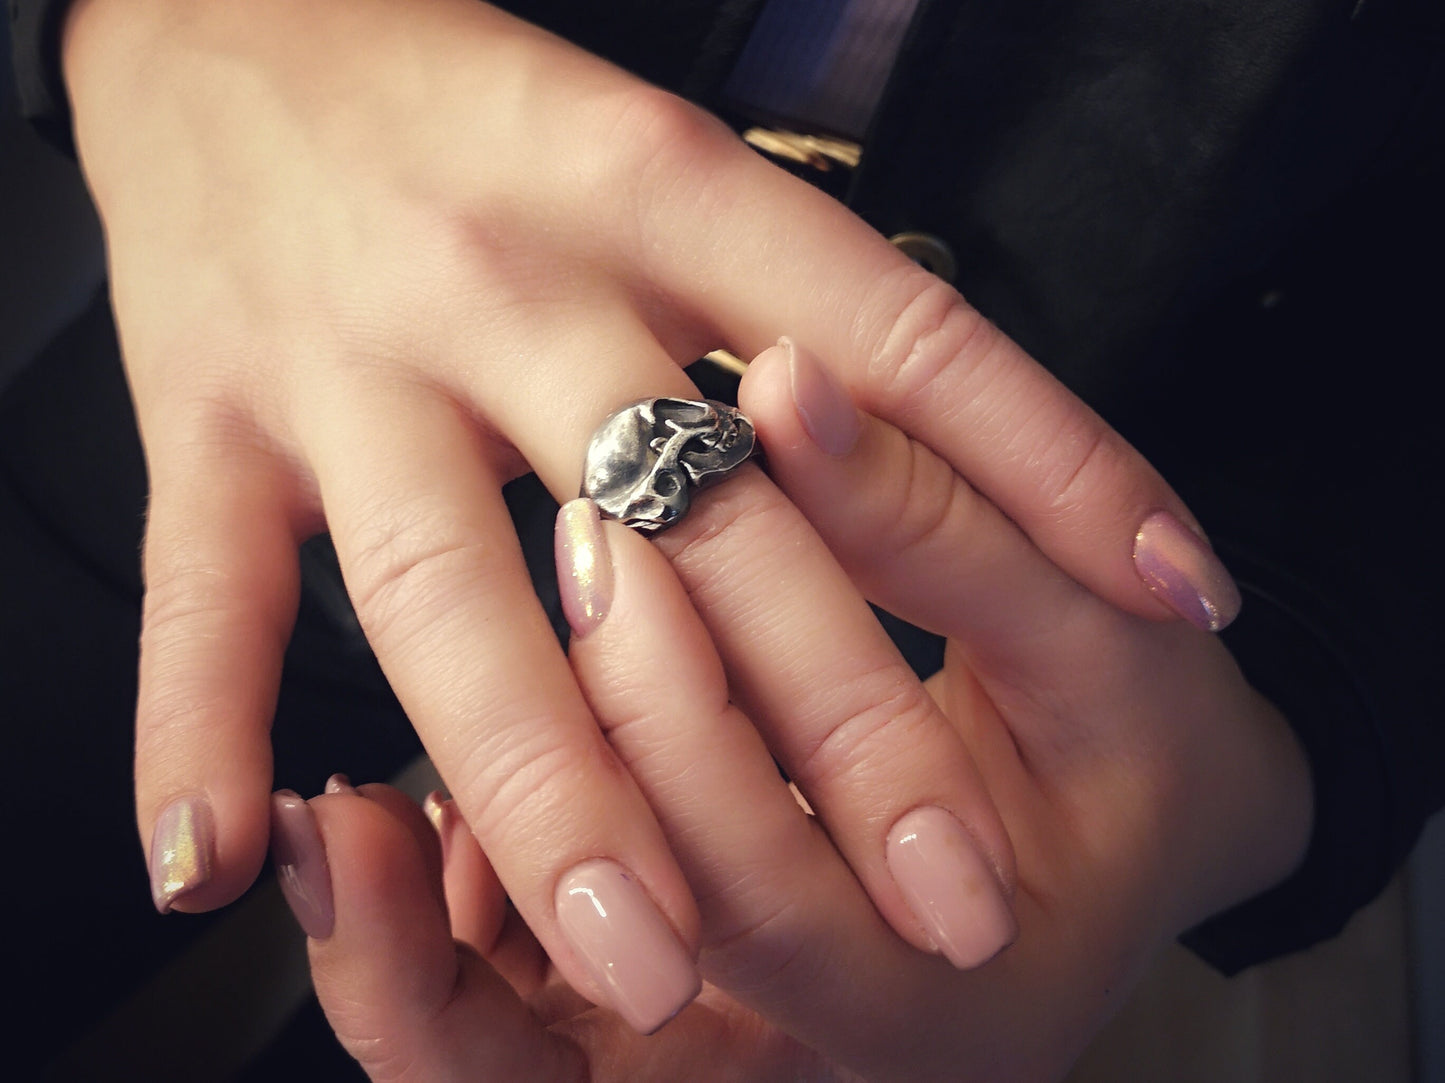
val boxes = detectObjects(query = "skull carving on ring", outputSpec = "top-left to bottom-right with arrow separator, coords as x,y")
581,398 -> 758,534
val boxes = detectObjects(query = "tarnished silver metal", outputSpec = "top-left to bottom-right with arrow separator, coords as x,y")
581,398 -> 758,534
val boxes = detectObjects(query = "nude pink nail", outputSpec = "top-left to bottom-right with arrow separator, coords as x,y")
324,773 -> 356,795
1133,511 -> 1242,632
555,499 -> 615,638
150,795 -> 215,913
887,807 -> 1017,970
555,859 -> 700,1034
270,790 -> 334,940
782,336 -> 860,457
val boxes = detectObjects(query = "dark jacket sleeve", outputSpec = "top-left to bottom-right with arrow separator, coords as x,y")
7,0 -> 74,153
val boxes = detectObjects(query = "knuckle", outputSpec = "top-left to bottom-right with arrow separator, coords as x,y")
875,440 -> 973,561
702,893 -> 826,998
323,1011 -> 426,1083
141,558 -> 236,632
340,505 -> 494,652
584,83 -> 746,237
330,1028 -> 407,1081
144,392 -> 265,486
598,83 -> 735,184
793,667 -> 939,792
453,724 -> 612,845
1030,420 -> 1123,526
864,271 -> 1001,415
134,571 -> 255,753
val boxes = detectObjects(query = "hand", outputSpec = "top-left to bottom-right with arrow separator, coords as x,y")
279,341 -> 1310,1081
62,0 -> 1239,1029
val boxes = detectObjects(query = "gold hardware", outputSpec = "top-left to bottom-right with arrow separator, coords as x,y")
743,129 -> 862,171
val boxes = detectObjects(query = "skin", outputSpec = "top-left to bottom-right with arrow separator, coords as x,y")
293,345 -> 1311,1081
61,0 -> 1260,1028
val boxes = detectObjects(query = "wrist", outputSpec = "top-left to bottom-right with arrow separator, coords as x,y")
1163,674 -> 1314,934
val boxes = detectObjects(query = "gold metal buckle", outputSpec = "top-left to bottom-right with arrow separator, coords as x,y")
742,128 -> 862,172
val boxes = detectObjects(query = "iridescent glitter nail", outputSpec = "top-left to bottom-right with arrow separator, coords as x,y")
149,795 -> 216,913
1133,511 -> 1242,632
555,498 -> 615,638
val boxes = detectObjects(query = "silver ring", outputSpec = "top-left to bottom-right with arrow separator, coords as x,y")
581,397 -> 759,535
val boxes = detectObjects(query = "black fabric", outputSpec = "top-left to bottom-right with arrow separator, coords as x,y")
7,0 -> 71,153
848,0 -> 1443,403
8,0 -> 1444,983
1139,154 -> 1445,970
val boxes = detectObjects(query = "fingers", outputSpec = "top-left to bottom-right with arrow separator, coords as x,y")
738,339 -> 1096,664
738,339 -> 1239,784
560,506 -> 1009,1078
649,473 -> 1018,967
560,499 -> 1018,976
422,791 -> 507,958
625,130 -> 1238,630
423,790 -> 556,1000
288,786 -> 587,1082
299,383 -> 701,1033
454,86 -> 1228,636
135,436 -> 302,913
291,784 -> 831,1082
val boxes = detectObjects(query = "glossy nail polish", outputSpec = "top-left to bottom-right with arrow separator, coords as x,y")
271,791 -> 334,940
423,789 -> 448,833
1133,511 -> 1242,632
555,859 -> 700,1034
887,807 -> 1017,970
555,499 -> 614,638
782,336 -> 860,457
150,795 -> 216,913
423,790 -> 461,863
324,773 -> 355,795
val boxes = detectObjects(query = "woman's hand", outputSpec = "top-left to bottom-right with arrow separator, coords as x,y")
280,342 -> 1309,1081
62,0 -> 1241,1030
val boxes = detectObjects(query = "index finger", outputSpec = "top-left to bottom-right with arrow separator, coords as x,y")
621,104 -> 1239,631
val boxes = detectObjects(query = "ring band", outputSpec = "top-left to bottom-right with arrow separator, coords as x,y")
581,397 -> 759,535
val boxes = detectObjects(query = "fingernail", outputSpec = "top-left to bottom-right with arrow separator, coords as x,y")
782,336 -> 860,457
423,790 -> 460,862
555,859 -> 700,1034
887,807 -> 1017,970
324,773 -> 356,795
555,499 -> 614,638
270,790 -> 335,939
423,790 -> 448,833
1133,511 -> 1242,632
149,795 -> 216,913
